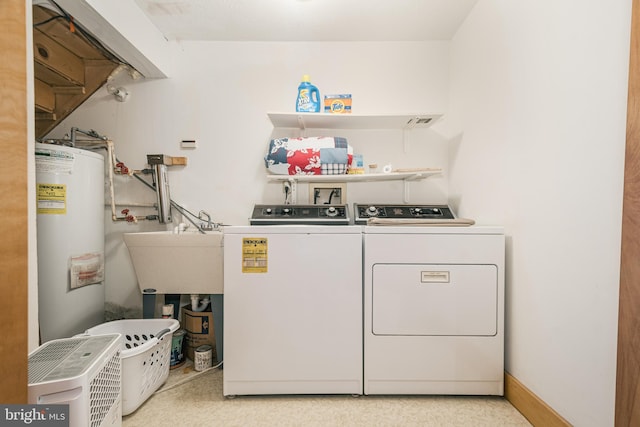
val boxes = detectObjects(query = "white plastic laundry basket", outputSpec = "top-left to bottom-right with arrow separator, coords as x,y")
84,318 -> 180,415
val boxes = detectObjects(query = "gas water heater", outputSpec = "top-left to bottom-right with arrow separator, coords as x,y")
35,142 -> 105,342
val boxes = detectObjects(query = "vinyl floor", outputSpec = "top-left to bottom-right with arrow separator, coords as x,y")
122,361 -> 532,427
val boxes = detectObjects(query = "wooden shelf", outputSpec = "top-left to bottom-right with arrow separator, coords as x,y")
267,112 -> 442,130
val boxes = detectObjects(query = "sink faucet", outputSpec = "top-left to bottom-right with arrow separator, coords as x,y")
198,210 -> 214,231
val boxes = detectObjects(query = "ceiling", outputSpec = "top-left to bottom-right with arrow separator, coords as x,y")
133,0 -> 479,42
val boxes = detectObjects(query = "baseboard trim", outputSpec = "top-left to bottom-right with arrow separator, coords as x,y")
504,372 -> 572,427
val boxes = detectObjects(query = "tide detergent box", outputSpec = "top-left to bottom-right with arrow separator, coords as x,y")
324,94 -> 352,114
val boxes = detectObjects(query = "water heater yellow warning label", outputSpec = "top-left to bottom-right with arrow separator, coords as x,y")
242,237 -> 267,273
37,183 -> 66,214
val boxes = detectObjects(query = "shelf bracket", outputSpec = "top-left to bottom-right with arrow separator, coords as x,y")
296,115 -> 307,137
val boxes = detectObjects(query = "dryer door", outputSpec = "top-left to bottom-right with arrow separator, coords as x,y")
372,264 -> 497,336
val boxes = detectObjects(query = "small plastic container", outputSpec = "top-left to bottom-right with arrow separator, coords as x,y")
348,154 -> 365,174
162,304 -> 173,319
83,318 -> 179,415
296,75 -> 320,112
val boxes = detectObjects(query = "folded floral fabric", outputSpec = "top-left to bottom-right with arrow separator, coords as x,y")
264,136 -> 352,175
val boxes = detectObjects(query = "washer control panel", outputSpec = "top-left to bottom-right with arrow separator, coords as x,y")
250,204 -> 350,225
354,204 -> 455,224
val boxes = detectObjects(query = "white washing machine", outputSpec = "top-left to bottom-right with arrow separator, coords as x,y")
358,205 -> 505,395
223,205 -> 363,396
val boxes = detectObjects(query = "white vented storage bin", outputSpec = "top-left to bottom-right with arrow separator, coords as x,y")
84,319 -> 179,415
28,334 -> 122,427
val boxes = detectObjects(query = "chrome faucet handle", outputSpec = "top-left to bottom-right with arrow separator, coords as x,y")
198,210 -> 214,231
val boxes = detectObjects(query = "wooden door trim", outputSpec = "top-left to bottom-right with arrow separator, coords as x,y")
0,0 -> 29,403
617,0 -> 640,424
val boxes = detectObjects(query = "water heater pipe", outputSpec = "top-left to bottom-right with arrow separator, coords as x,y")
106,140 -> 117,220
146,154 -> 173,224
152,163 -> 172,224
48,130 -> 207,228
73,139 -> 155,222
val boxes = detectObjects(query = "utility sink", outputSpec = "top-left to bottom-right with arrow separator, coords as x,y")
123,230 -> 224,294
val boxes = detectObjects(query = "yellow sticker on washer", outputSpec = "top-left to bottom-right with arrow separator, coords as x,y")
242,237 -> 268,273
37,183 -> 67,214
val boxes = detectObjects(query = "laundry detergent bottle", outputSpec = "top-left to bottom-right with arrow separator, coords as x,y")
296,75 -> 320,112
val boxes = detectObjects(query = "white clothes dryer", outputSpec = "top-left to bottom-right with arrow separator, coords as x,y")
362,223 -> 505,395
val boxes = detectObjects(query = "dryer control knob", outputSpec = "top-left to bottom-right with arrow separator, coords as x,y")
367,206 -> 378,216
326,206 -> 338,217
265,208 -> 273,215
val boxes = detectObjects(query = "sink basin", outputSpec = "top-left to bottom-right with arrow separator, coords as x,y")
123,230 -> 223,294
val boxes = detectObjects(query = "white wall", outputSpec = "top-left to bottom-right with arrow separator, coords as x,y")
40,2 -> 633,423
46,41 -> 451,314
447,1 -> 631,426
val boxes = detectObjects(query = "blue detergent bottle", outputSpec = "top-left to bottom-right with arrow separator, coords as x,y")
296,75 -> 320,112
